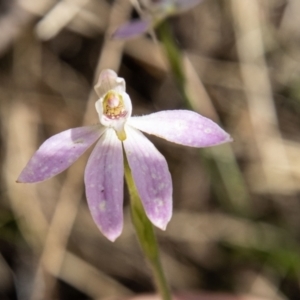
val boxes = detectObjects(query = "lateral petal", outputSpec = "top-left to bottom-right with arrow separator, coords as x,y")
123,126 -> 172,230
17,126 -> 104,183
84,128 -> 124,242
128,110 -> 232,147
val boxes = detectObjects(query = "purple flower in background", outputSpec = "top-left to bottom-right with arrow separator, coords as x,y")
18,69 -> 231,241
113,0 -> 203,39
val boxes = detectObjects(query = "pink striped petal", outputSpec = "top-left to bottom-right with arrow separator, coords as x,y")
17,126 -> 104,183
123,126 -> 172,230
128,110 -> 232,148
84,128 -> 124,242
112,19 -> 151,40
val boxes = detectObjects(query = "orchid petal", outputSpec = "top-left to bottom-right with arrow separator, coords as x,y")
112,19 -> 151,40
123,126 -> 172,230
94,69 -> 125,98
128,110 -> 232,147
18,126 -> 104,183
84,128 -> 124,242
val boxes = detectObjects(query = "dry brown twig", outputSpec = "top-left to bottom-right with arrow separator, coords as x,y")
230,0 -> 297,194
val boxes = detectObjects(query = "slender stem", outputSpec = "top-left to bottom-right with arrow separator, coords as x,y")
124,155 -> 172,300
156,20 -> 192,108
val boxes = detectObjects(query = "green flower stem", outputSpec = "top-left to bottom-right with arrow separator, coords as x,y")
156,20 -> 191,108
124,155 -> 171,300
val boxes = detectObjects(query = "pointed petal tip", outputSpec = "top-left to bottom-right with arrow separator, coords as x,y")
148,202 -> 172,232
151,217 -> 170,231
222,133 -> 233,144
104,231 -> 121,242
94,219 -> 123,242
17,171 -> 43,183
16,173 -> 37,184
99,221 -> 123,242
222,132 -> 233,144
209,135 -> 232,147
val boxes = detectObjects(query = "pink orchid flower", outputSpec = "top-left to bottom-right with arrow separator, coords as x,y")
17,69 -> 231,241
113,0 -> 203,39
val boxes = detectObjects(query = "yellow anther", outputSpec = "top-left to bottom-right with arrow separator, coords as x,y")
103,91 -> 126,119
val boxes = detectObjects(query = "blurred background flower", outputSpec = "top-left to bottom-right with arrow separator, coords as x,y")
113,0 -> 203,39
1,0 -> 300,299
